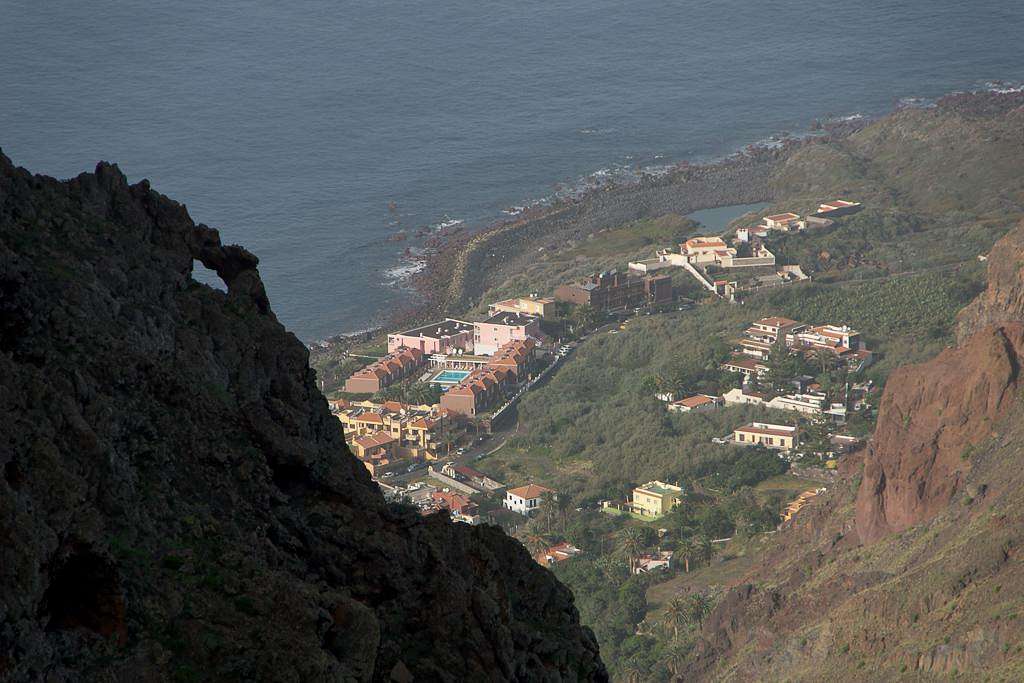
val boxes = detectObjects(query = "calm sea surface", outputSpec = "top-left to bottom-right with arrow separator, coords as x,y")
2,1 -> 1022,340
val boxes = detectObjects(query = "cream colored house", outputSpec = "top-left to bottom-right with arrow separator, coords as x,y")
734,422 -> 798,450
488,296 -> 555,319
631,481 -> 683,517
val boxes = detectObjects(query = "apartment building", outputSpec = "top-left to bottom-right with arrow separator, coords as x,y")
343,346 -> 425,394
473,311 -> 542,356
387,318 -> 475,355
554,271 -> 673,311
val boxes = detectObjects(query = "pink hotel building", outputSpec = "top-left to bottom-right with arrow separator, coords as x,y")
473,312 -> 542,356
387,314 -> 542,357
387,319 -> 475,355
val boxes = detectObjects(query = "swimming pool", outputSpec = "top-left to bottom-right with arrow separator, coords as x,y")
431,369 -> 471,385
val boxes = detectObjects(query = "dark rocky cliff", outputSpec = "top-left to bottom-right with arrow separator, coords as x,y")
0,153 -> 605,682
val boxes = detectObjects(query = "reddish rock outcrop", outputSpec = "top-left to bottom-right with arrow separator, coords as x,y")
956,220 -> 1024,343
857,220 -> 1024,544
855,323 -> 1024,543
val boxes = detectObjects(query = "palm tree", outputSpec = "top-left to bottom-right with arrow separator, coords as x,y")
662,595 -> 690,640
813,347 -> 833,375
537,492 -> 558,535
662,638 -> 693,679
620,660 -> 645,683
676,537 -> 697,573
553,493 -> 573,535
686,592 -> 714,629
617,526 -> 647,574
696,535 -> 715,569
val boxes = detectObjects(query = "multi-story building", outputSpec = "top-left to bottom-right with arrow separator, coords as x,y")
473,311 -> 542,356
766,393 -> 828,415
439,338 -> 537,417
343,346 -> 425,394
504,483 -> 555,516
488,295 -> 555,319
746,316 -> 807,344
792,324 -> 863,354
554,271 -> 672,311
734,422 -> 798,450
387,319 -> 475,355
631,481 -> 683,517
681,236 -> 736,265
337,400 -> 450,456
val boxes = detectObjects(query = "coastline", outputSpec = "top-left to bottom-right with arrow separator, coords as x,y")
318,82 -> 1024,345
397,118 -> 867,327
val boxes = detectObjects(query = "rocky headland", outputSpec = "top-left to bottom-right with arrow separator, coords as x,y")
0,153 -> 606,681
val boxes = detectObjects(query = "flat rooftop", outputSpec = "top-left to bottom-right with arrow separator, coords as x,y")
483,311 -> 538,326
398,318 -> 474,338
636,481 -> 682,496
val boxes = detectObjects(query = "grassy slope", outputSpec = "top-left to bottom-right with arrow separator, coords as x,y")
707,407 -> 1024,681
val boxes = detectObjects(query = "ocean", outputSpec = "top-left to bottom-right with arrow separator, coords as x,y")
2,0 -> 1022,341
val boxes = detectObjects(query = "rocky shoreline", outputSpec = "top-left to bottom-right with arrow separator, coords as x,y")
397,120 -> 870,327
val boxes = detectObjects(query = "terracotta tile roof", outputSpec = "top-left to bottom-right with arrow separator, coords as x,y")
353,432 -> 395,449
675,394 -> 718,408
507,483 -> 555,500
756,316 -> 800,328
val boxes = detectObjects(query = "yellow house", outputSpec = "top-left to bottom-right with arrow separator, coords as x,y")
631,481 -> 683,517
488,296 -> 555,319
734,422 -> 798,450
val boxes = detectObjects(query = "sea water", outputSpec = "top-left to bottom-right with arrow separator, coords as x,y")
2,0 -> 1022,340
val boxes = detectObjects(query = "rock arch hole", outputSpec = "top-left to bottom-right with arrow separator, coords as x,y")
192,259 -> 227,292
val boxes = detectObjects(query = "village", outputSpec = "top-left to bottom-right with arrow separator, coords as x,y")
329,198 -> 871,568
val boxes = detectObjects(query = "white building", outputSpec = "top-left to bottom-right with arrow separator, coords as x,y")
504,483 -> 555,516
722,387 -> 767,406
766,392 -> 828,415
762,212 -> 801,230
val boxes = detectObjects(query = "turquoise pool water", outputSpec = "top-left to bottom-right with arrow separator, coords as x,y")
432,370 -> 471,385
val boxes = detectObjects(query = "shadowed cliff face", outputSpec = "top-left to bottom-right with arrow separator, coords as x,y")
0,153 -> 605,681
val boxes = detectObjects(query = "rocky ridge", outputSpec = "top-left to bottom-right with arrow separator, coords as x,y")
0,153 -> 605,681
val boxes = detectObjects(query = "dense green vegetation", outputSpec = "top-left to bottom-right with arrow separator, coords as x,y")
480,259 -> 983,501
516,470 -> 788,681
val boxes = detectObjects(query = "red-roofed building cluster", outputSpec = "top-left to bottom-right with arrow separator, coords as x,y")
342,346 -> 425,394
440,338 -> 537,416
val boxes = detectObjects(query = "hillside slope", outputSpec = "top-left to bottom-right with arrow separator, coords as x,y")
683,221 -> 1024,681
0,154 -> 606,682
